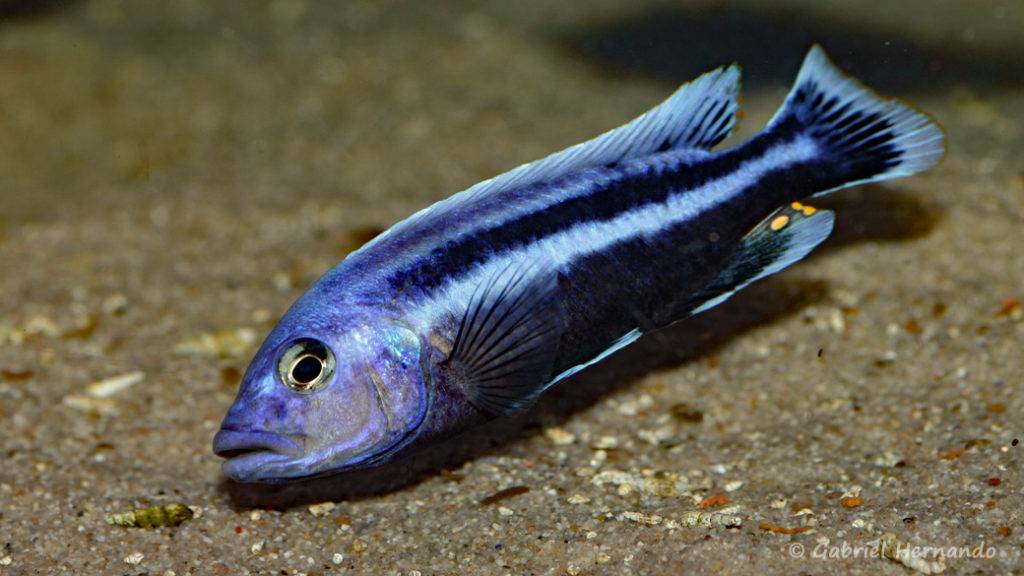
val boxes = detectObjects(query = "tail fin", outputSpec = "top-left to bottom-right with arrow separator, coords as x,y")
767,45 -> 946,196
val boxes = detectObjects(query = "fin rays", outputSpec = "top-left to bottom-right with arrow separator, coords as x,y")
689,203 -> 835,316
768,45 -> 946,195
444,260 -> 563,416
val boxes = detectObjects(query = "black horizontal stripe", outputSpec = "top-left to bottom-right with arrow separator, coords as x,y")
385,123 -> 805,294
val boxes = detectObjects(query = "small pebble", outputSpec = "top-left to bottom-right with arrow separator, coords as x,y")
101,293 -> 128,314
724,480 -> 744,493
24,315 -> 61,337
544,427 -> 576,446
308,502 -> 337,517
616,394 -> 654,416
173,328 -> 258,357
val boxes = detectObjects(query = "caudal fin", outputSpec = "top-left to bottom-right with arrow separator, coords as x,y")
767,45 -> 946,196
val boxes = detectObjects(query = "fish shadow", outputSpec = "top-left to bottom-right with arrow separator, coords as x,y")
220,186 -> 940,508
560,4 -> 1024,92
0,0 -> 83,21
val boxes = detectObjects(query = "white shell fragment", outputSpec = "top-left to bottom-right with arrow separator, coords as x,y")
618,511 -> 664,526
62,394 -> 119,416
616,509 -> 743,530
880,532 -> 947,574
677,510 -> 743,529
86,371 -> 145,398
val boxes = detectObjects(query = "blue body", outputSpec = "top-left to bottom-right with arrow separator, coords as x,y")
214,46 -> 945,482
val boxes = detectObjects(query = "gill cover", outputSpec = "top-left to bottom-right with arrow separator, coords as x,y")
306,321 -> 430,474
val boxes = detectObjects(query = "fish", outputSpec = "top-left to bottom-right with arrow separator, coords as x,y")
213,45 -> 945,482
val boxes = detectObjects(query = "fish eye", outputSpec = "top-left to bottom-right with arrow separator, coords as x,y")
277,338 -> 336,393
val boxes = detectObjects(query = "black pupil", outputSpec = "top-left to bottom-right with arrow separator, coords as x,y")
292,355 -> 323,385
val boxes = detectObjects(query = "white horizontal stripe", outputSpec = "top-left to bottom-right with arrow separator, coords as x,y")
546,135 -> 817,266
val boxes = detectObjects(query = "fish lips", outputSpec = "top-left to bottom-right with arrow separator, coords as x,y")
213,427 -> 304,482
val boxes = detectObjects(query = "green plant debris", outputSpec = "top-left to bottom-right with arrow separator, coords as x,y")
107,503 -> 194,528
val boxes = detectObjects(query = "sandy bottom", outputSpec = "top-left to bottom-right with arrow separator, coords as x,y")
2,1 -> 1022,574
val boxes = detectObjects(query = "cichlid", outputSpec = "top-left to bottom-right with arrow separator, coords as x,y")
213,46 -> 945,482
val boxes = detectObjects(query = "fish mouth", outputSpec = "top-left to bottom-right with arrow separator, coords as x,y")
213,428 -> 304,481
213,428 -> 301,458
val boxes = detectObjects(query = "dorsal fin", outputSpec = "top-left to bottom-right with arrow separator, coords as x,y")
442,259 -> 564,416
378,63 -> 742,244
458,63 -> 742,203
690,202 -> 835,316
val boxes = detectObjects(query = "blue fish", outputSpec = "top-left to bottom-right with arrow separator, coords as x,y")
213,46 -> 945,482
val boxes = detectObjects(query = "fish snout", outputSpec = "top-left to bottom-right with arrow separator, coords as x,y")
212,427 -> 300,459
212,424 -> 306,482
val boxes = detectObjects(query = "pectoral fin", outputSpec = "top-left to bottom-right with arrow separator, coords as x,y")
443,260 -> 564,416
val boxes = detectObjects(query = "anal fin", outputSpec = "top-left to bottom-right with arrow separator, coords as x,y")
443,259 -> 564,416
690,202 -> 835,315
548,328 -> 641,387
